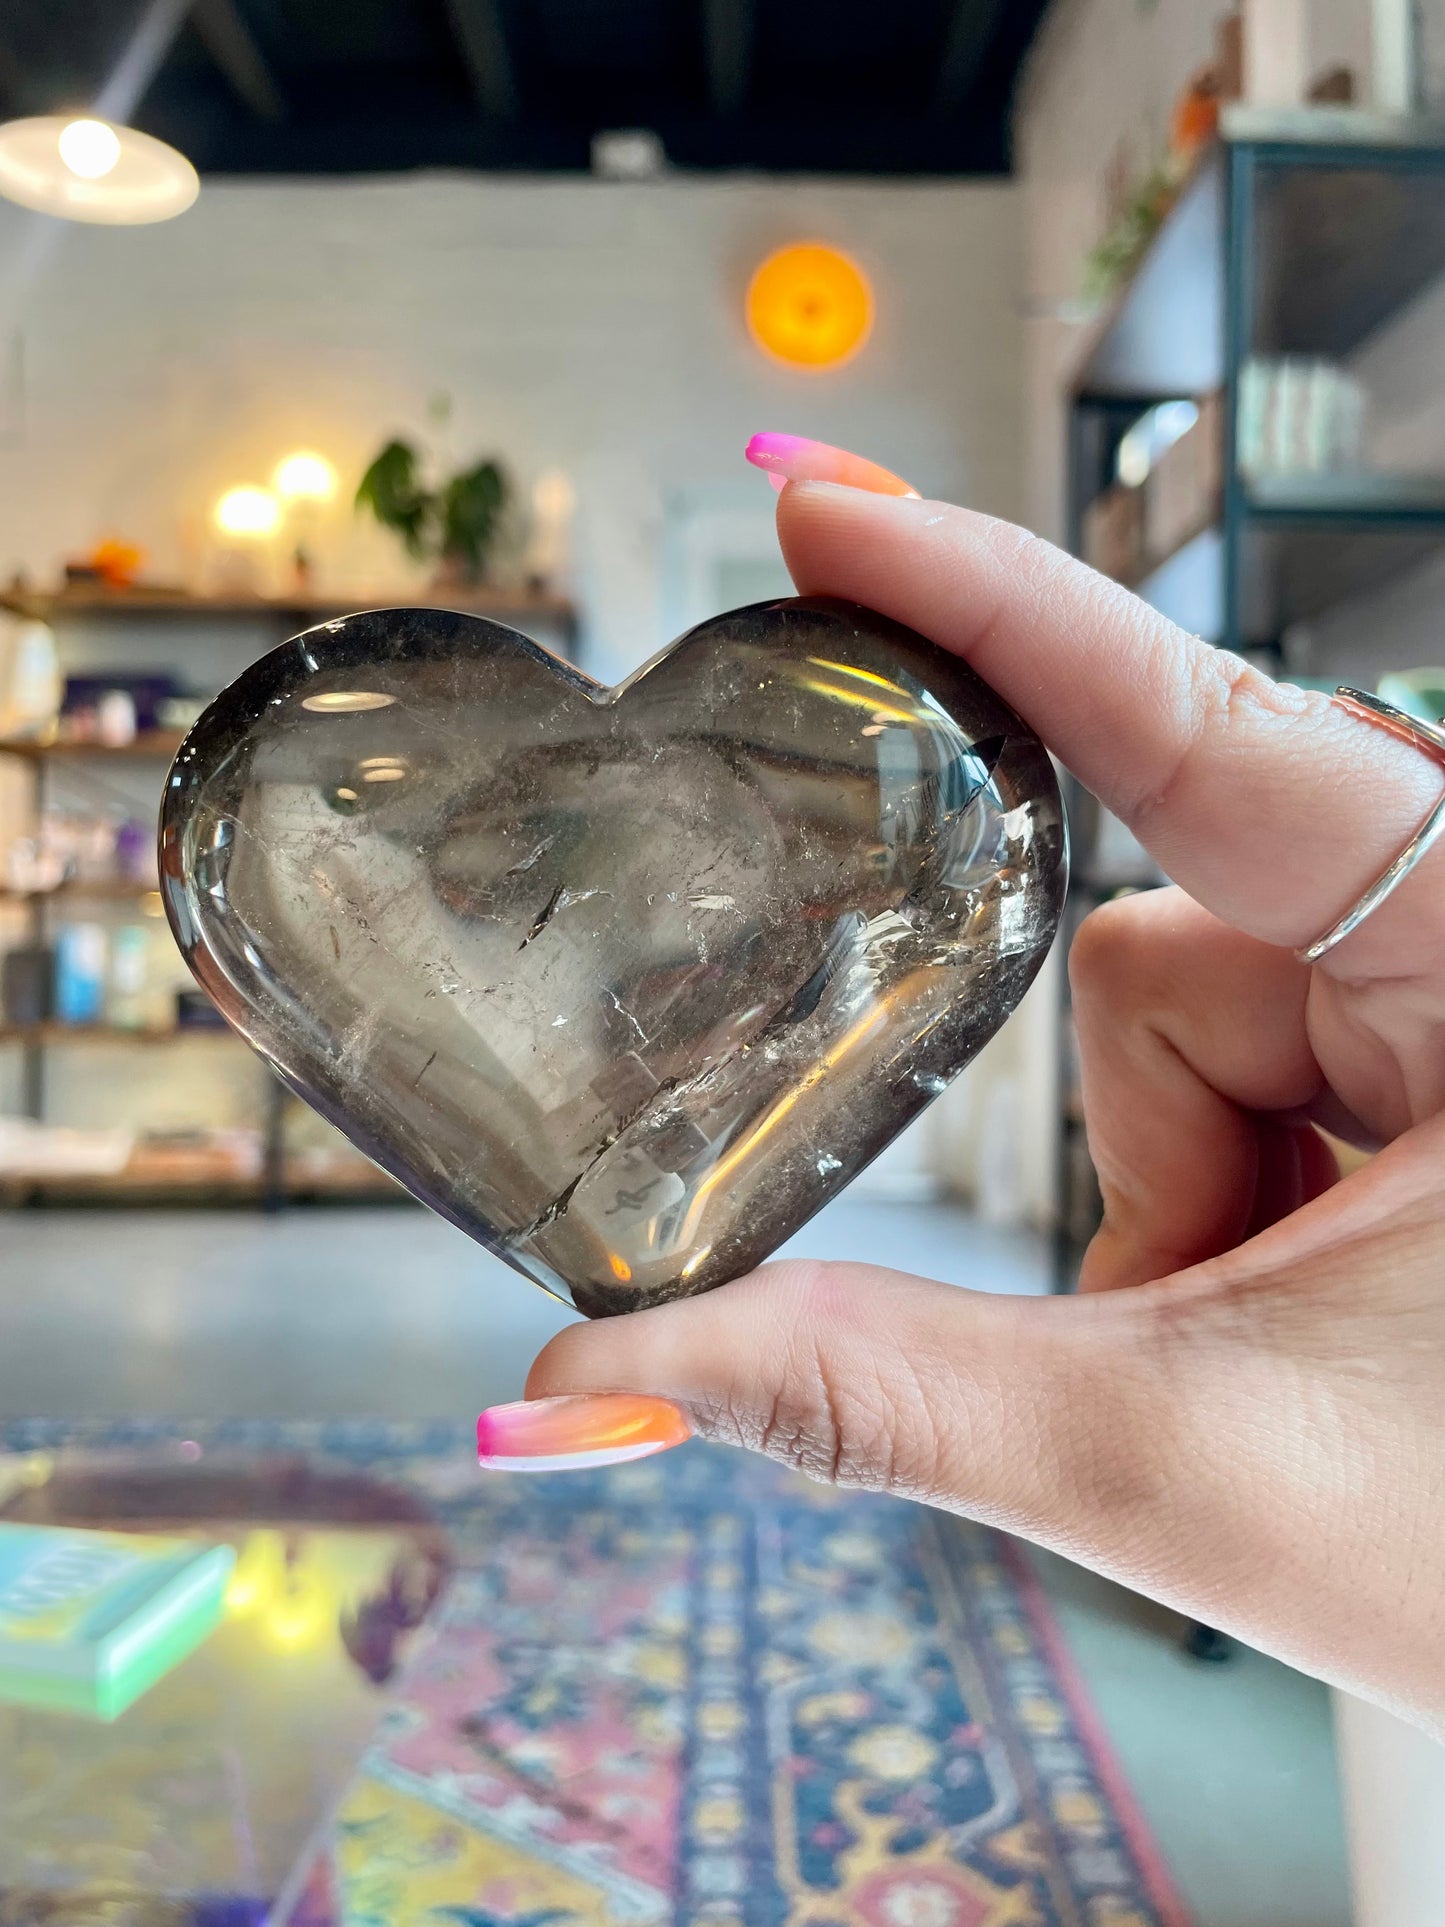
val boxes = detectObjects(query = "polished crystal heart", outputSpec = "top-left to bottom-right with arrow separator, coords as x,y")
160,598 -> 1066,1316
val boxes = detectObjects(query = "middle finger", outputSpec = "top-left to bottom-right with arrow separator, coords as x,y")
1070,888 -> 1330,1290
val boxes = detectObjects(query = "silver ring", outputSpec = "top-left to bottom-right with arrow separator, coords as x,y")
1296,686 -> 1445,965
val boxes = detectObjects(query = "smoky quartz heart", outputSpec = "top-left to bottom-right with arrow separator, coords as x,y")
160,598 -> 1066,1316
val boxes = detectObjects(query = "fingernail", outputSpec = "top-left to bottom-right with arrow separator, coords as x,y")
745,432 -> 919,498
476,1393 -> 692,1472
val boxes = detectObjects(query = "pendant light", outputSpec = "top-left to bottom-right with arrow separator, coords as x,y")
0,114 -> 198,224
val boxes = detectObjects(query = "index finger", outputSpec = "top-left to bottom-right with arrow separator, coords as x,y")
776,484 -> 1445,973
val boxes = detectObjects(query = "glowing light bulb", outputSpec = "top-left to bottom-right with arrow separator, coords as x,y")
0,115 -> 197,223
273,450 -> 338,504
58,118 -> 121,180
214,485 -> 281,539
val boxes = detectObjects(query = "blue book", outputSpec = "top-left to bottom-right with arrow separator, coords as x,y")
0,1521 -> 235,1719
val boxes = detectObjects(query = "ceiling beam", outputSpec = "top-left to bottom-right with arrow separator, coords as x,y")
94,0 -> 192,122
0,31 -> 28,114
934,0 -> 1008,114
190,0 -> 284,119
442,0 -> 519,119
702,0 -> 753,118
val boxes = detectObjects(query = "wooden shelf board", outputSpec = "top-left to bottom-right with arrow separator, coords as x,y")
0,880 -> 159,904
2,587 -> 577,625
0,730 -> 186,761
283,1163 -> 405,1197
0,1023 -> 235,1045
0,1161 -> 407,1203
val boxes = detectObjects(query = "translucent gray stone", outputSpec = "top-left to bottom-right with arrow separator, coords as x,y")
160,599 -> 1066,1316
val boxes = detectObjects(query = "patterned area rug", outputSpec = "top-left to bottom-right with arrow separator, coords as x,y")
2,1422 -> 1188,1927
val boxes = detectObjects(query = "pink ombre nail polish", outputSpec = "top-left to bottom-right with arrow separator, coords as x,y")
476,1393 -> 692,1472
745,433 -> 919,497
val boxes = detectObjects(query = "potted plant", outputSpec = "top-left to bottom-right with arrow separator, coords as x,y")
355,428 -> 511,587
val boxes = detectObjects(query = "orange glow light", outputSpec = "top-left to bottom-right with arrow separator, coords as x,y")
746,243 -> 874,371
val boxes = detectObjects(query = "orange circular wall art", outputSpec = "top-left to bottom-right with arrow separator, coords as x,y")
746,243 -> 874,370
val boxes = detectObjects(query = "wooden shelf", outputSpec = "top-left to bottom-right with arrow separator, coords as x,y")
0,1023 -> 235,1045
0,730 -> 186,761
1,586 -> 577,627
0,1158 -> 406,1204
0,1172 -> 262,1201
0,581 -> 580,1218
283,1159 -> 404,1198
0,880 -> 159,904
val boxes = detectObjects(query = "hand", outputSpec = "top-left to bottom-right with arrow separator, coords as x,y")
494,441 -> 1445,1735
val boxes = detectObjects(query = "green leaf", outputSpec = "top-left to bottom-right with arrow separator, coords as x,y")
439,458 -> 509,579
355,438 -> 435,559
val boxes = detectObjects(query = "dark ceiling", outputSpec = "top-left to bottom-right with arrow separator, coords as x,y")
0,0 -> 1051,176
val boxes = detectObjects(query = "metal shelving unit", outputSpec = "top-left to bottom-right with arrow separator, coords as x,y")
1056,108 -> 1445,1288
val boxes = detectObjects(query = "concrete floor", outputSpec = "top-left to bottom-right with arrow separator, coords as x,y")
0,1198 -> 1348,1924
0,1196 -> 1045,1418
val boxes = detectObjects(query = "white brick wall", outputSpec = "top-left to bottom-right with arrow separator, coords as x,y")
0,173 -> 1024,683
0,171 -> 1027,1195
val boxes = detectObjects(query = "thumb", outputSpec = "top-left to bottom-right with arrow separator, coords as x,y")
520,1258 -> 1170,1556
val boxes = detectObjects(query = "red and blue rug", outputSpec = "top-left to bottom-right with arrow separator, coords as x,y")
3,1422 -> 1189,1927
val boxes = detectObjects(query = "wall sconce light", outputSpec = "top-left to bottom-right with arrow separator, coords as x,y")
0,115 -> 198,225
273,450 -> 338,505
214,485 -> 282,540
746,243 -> 875,371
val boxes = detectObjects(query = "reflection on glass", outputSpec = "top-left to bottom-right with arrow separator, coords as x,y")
0,1451 -> 451,1920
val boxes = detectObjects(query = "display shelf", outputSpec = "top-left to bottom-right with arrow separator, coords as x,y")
1240,520 -> 1445,639
0,1023 -> 235,1045
1,584 -> 578,634
1248,147 -> 1445,361
1058,120 -> 1445,1288
284,1159 -> 405,1200
3,570 -> 584,1215
0,880 -> 159,904
1243,476 -> 1445,633
1,1157 -> 407,1207
0,731 -> 187,761
1101,475 -> 1445,602
1244,472 -> 1445,520
1070,147 -> 1225,401
1103,479 -> 1445,643
1070,109 -> 1445,403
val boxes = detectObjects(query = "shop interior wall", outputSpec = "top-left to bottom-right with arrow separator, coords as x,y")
0,173 -> 1028,1201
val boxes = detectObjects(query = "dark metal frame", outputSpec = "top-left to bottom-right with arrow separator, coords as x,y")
1055,126 -> 1445,1290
